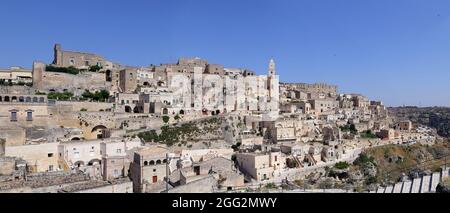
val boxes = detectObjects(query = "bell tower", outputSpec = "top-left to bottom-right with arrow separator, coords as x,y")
268,58 -> 276,76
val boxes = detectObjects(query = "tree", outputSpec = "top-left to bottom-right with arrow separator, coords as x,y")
89,65 -> 102,72
48,91 -> 74,100
82,89 -> 110,101
46,65 -> 80,75
174,114 -> 181,120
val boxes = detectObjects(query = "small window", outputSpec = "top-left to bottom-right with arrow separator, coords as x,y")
153,169 -> 156,172
116,149 -> 122,154
48,153 -> 54,157
26,111 -> 33,121
10,111 -> 17,122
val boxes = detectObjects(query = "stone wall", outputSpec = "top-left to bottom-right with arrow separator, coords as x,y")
5,143 -> 59,173
0,127 -> 26,146
73,180 -> 133,193
55,101 -> 114,112
168,175 -> 216,193
40,72 -> 110,93
0,157 -> 16,176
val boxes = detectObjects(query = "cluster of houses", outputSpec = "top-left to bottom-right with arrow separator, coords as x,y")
0,44 -> 436,193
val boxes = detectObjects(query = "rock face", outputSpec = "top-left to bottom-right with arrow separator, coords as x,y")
362,162 -> 377,177
436,183 -> 450,193
389,107 -> 450,138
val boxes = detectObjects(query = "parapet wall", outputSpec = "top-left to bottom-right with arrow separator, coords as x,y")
281,83 -> 338,94
40,72 -> 111,92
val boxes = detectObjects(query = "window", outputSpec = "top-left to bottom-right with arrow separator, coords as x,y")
49,165 -> 54,172
114,169 -> 119,176
26,111 -> 33,121
116,149 -> 122,154
69,58 -> 75,65
85,61 -> 89,66
153,169 -> 156,172
74,151 -> 80,158
10,111 -> 17,121
48,153 -> 53,157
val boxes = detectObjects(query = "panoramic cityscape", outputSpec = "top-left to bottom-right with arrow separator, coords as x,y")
0,0 -> 449,195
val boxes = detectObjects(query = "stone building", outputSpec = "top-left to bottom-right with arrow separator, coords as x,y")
4,142 -> 59,173
52,44 -> 118,71
395,120 -> 413,131
0,66 -> 32,84
102,156 -> 130,181
0,94 -> 48,124
309,99 -> 339,115
130,146 -> 170,193
119,69 -> 137,93
235,151 -> 286,182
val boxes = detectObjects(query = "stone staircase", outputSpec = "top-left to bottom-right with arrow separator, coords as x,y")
370,167 -> 449,193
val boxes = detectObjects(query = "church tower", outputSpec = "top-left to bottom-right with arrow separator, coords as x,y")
268,58 -> 276,76
267,58 -> 278,104
263,57 -> 279,121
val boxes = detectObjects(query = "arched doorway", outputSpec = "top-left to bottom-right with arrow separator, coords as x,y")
74,161 -> 85,168
91,125 -> 108,139
162,108 -> 168,115
125,105 -> 132,113
133,106 -> 140,113
179,109 -> 185,115
88,159 -> 101,166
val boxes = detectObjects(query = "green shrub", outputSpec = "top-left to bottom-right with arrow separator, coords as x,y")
334,161 -> 350,169
360,130 -> 378,139
162,116 -> 170,123
48,91 -> 74,100
265,183 -> 277,189
89,65 -> 102,72
353,153 -> 376,166
46,65 -> 80,75
340,124 -> 358,134
80,108 -> 87,112
81,89 -> 109,101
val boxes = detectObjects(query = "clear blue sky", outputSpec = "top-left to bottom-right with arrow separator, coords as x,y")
1,0 -> 450,106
